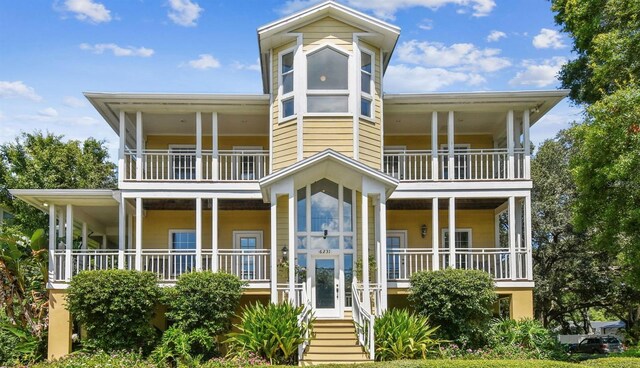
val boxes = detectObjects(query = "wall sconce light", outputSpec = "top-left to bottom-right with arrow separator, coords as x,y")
281,245 -> 288,262
421,224 -> 428,238
323,229 -> 328,239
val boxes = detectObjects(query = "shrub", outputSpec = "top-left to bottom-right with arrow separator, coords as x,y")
150,327 -> 216,367
165,272 -> 244,336
486,318 -> 564,359
374,309 -> 442,361
0,324 -> 20,365
225,302 -> 313,365
409,269 -> 497,347
580,357 -> 640,368
28,351 -> 154,368
66,270 -> 162,353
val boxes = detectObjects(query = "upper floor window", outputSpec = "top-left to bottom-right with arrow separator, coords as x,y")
281,51 -> 295,119
360,50 -> 373,118
307,47 -> 349,113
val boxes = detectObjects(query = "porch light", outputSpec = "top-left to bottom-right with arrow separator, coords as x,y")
43,202 -> 49,207
281,246 -> 288,262
421,224 -> 427,238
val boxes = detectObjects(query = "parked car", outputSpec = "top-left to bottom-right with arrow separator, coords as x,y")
573,336 -> 624,354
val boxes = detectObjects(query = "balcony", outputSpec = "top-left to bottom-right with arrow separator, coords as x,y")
122,149 -> 270,182
383,148 -> 526,181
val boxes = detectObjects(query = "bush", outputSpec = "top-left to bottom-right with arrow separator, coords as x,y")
225,302 -> 313,365
0,324 -> 20,365
374,309 -> 442,361
66,270 -> 162,353
580,357 -> 640,368
165,272 -> 244,336
28,351 -> 154,368
150,327 -> 216,367
409,269 -> 497,347
486,318 -> 564,359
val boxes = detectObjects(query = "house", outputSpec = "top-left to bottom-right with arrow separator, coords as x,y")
10,1 -> 567,363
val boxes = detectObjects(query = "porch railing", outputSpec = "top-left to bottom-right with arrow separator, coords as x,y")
214,249 -> 270,282
52,249 -> 121,281
383,148 -> 527,181
352,278 -> 375,360
297,283 -> 312,362
123,149 -> 269,181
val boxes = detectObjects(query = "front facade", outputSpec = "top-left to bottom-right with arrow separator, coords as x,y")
11,2 -> 567,362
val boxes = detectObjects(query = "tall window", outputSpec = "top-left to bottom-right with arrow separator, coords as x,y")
171,231 -> 196,274
360,50 -> 373,118
307,47 -> 349,113
281,51 -> 295,118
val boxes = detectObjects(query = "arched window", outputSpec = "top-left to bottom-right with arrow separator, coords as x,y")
306,47 -> 349,113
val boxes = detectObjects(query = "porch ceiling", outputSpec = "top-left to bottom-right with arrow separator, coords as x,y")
142,199 -> 269,211
388,198 -> 507,210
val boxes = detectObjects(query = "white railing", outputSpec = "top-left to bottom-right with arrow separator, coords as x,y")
276,283 -> 305,305
216,249 -> 270,282
383,148 -> 527,181
387,247 -> 530,281
126,249 -> 196,282
52,249 -> 121,282
297,282 -> 313,362
352,278 -> 375,360
123,149 -> 269,181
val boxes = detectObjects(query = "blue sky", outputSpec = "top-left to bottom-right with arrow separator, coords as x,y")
0,0 -> 583,160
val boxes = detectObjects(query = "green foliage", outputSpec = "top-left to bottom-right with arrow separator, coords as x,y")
225,302 -> 313,365
552,0 -> 640,105
580,357 -> 640,368
165,272 -> 244,337
66,270 -> 162,353
409,269 -> 497,347
374,308 -> 441,361
0,320 -> 20,365
0,132 -> 116,233
28,351 -> 154,368
150,327 -> 216,367
486,319 -> 564,360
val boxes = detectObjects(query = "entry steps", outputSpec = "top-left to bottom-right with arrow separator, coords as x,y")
301,313 -> 371,365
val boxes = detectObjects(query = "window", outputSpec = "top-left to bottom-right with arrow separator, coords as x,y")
170,145 -> 196,180
386,231 -> 407,280
281,51 -> 295,119
307,47 -> 349,113
360,50 -> 373,118
442,229 -> 471,269
233,231 -> 263,280
232,146 -> 263,180
441,144 -> 471,179
170,230 -> 196,274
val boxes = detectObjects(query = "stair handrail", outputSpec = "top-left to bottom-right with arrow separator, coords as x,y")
297,281 -> 313,362
352,277 -> 375,360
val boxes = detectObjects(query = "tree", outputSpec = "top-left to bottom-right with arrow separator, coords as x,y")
0,131 -> 116,233
552,0 -> 640,105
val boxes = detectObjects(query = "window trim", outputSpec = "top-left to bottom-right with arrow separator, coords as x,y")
386,230 -> 407,249
359,46 -> 375,120
278,47 -> 296,122
440,228 -> 473,249
168,229 -> 197,250
232,230 -> 264,250
304,44 -> 351,115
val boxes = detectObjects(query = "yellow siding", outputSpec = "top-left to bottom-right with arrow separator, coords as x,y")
295,17 -> 362,53
384,134 -> 494,150
273,122 -> 297,170
386,209 -> 495,247
48,290 -> 72,360
497,288 -> 534,319
359,119 -> 381,169
145,135 -> 268,150
303,117 -> 353,158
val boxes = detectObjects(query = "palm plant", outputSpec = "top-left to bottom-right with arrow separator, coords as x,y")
374,308 -> 442,361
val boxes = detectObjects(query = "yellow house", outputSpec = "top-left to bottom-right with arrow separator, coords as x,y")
11,1 -> 567,363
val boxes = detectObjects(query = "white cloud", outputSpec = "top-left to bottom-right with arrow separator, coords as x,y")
184,54 -> 221,70
509,57 -> 566,87
62,0 -> 111,23
418,18 -> 434,30
232,59 -> 261,72
530,103 -> 584,146
397,40 -> 511,72
385,64 -> 485,92
279,0 -> 495,20
0,81 -> 42,101
62,96 -> 86,108
38,107 -> 59,117
486,30 -> 506,42
80,43 -> 154,57
532,28 -> 566,49
167,0 -> 203,27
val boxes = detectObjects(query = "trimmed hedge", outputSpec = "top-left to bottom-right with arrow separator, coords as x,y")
580,358 -> 640,368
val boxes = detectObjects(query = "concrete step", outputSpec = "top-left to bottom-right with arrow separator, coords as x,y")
310,338 -> 359,346
307,345 -> 365,354
303,352 -> 369,361
313,326 -> 357,333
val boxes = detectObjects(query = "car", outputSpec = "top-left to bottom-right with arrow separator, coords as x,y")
574,336 -> 624,354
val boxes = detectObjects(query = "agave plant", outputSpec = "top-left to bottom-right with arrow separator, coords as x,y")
225,302 -> 314,365
374,308 -> 442,361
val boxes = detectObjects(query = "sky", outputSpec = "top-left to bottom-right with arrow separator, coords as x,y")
0,0 -> 584,161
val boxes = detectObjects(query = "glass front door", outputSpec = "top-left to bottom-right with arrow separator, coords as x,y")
312,257 -> 340,318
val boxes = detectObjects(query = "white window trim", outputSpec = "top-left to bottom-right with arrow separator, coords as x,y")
278,47 -> 296,123
386,230 -> 407,248
168,229 -> 196,249
304,44 -> 352,115
359,46 -> 375,121
233,230 -> 264,249
441,228 -> 473,248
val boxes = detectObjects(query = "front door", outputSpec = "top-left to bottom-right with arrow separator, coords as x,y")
312,256 -> 340,318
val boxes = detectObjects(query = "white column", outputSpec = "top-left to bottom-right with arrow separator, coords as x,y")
270,195 -> 278,303
127,213 -> 133,250
195,197 -> 203,270
65,205 -> 73,281
515,199 -> 524,249
118,198 -> 126,269
523,110 -> 531,179
448,198 -> 455,268
431,111 -> 438,180
81,222 -> 88,250
195,112 -> 203,181
508,196 -> 517,280
447,111 -> 454,180
118,110 -> 126,183
361,192 -> 371,313
431,198 -> 439,270
211,198 -> 219,272
135,111 -> 143,181
211,112 -> 219,181
102,235 -> 107,249
58,210 -> 64,238
378,196 -> 388,311
135,197 -> 142,271
288,193 -> 295,302
48,204 -> 56,282
507,110 -> 515,179
525,195 -> 533,280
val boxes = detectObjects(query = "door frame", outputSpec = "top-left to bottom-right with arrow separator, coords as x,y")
310,254 -> 342,318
